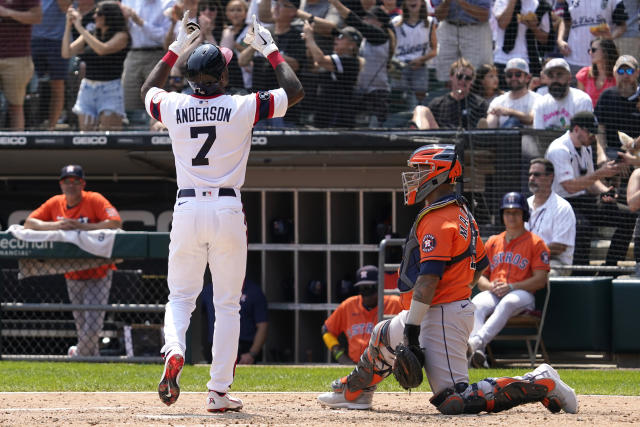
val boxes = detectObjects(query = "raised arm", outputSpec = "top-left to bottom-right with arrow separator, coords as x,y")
243,15 -> 304,106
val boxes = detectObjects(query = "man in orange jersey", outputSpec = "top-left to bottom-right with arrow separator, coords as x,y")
322,265 -> 404,364
468,192 -> 550,369
24,165 -> 121,357
317,145 -> 577,415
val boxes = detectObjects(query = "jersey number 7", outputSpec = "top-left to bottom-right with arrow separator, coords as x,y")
191,126 -> 217,166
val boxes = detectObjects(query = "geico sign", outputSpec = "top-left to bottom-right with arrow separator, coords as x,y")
72,136 -> 108,145
0,136 -> 27,145
251,136 -> 267,145
151,135 -> 171,145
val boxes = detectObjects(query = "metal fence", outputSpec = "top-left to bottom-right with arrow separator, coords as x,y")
0,260 -> 167,361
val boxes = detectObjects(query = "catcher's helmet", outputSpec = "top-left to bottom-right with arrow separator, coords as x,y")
499,191 -> 530,222
185,43 -> 233,96
402,144 -> 462,205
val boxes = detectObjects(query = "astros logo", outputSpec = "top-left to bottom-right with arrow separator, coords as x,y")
422,234 -> 436,252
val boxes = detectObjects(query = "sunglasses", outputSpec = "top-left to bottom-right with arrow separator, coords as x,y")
169,76 -> 184,83
617,67 -> 636,75
199,6 -> 218,12
505,71 -> 524,79
94,10 -> 103,16
588,47 -> 599,54
456,73 -> 473,82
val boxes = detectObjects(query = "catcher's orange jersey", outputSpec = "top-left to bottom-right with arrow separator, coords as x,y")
29,191 -> 121,280
484,231 -> 550,285
324,295 -> 404,363
416,202 -> 487,305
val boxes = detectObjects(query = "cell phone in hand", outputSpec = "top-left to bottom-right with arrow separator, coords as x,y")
605,147 -> 623,163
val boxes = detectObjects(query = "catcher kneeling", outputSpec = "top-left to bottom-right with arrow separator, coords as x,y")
317,144 -> 578,415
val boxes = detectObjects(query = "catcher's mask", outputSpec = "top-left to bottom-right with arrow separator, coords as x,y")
499,191 -> 530,223
402,144 -> 462,205
185,43 -> 233,96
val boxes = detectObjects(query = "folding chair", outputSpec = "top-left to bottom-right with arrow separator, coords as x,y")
486,281 -> 551,367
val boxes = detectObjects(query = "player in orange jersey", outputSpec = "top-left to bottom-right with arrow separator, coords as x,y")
317,145 -> 577,416
468,192 -> 550,368
24,164 -> 122,357
322,265 -> 404,364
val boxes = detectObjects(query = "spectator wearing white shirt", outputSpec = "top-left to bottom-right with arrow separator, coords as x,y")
120,0 -> 175,123
556,0 -> 628,76
487,57 -> 540,128
614,0 -> 640,64
492,0 -> 551,85
544,111 -> 634,269
526,157 -> 576,275
532,58 -> 592,130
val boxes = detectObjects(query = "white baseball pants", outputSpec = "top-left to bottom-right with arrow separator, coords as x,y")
162,189 -> 247,393
470,289 -> 535,348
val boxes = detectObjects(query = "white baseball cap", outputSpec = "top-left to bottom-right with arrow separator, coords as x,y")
543,58 -> 571,73
505,58 -> 530,74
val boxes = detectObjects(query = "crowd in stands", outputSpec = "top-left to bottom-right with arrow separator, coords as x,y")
0,0 -> 637,131
1,0 -> 640,272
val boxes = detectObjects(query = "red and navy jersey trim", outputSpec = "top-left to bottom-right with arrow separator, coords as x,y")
149,94 -> 162,122
254,91 -> 275,125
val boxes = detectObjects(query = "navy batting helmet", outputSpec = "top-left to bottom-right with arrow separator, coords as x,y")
185,43 -> 233,96
500,192 -> 530,222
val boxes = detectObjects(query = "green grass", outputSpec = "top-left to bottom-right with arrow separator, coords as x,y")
0,361 -> 638,395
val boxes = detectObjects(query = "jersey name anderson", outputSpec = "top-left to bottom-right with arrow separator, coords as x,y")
144,87 -> 288,189
175,106 -> 232,124
489,251 -> 529,270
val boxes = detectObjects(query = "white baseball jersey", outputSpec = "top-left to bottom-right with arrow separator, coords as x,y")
545,131 -> 595,198
564,0 -> 624,67
492,0 -> 550,65
393,17 -> 436,63
526,192 -> 576,265
145,87 -> 288,189
532,87 -> 593,130
488,90 -> 541,128
148,85 -> 287,394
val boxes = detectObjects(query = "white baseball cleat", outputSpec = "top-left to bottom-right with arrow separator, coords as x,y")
67,345 -> 78,358
206,390 -> 243,412
158,349 -> 184,406
526,363 -> 578,414
317,387 -> 374,410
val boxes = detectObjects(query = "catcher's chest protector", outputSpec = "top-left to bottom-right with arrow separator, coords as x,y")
397,194 -> 478,292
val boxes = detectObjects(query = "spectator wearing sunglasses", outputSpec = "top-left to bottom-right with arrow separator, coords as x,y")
594,55 -> 640,167
487,58 -> 541,128
544,111 -> 633,269
410,57 -> 489,129
526,158 -> 576,275
576,38 -> 618,107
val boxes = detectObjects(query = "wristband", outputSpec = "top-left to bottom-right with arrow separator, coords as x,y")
508,283 -> 514,291
267,51 -> 285,69
162,51 -> 179,67
406,299 -> 429,325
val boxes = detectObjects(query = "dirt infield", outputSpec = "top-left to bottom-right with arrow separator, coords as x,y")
1,392 -> 639,426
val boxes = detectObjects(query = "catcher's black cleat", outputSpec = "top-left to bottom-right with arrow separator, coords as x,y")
158,351 -> 184,406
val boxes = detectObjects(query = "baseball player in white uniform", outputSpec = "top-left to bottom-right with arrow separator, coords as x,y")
140,13 -> 304,412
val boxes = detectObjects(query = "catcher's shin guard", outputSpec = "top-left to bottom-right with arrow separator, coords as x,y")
484,378 -> 550,413
336,319 -> 395,401
431,378 -> 551,415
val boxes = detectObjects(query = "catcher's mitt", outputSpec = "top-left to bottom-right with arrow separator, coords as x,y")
393,344 -> 424,390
